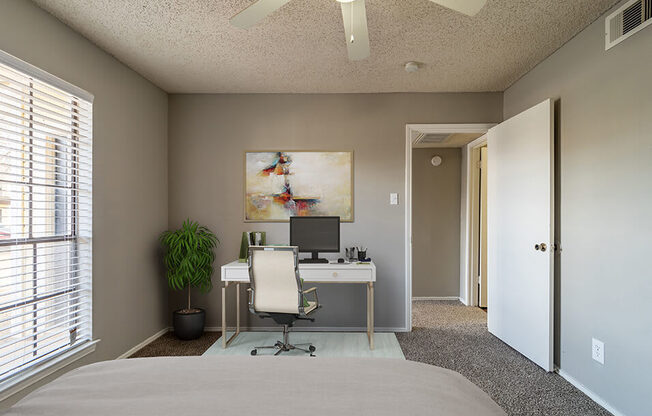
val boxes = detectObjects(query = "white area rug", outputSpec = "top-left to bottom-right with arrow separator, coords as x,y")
203,331 -> 405,359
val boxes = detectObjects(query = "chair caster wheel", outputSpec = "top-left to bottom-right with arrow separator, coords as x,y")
250,349 -> 257,356
309,345 -> 316,353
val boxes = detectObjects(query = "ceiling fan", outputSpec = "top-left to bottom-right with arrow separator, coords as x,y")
230,0 -> 487,61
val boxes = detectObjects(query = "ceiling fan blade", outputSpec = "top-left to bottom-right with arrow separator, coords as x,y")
231,0 -> 292,29
341,0 -> 370,61
429,0 -> 487,16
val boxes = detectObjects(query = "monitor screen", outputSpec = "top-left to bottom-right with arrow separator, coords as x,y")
290,216 -> 340,253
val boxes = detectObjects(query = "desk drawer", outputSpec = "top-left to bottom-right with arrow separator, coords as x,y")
222,267 -> 249,282
301,267 -> 373,282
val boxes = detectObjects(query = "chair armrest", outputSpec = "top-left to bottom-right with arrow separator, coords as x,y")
302,287 -> 319,309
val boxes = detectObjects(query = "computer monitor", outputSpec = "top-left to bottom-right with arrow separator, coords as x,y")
290,216 -> 340,263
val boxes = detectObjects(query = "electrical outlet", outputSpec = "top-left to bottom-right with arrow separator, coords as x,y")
592,338 -> 604,364
390,193 -> 399,205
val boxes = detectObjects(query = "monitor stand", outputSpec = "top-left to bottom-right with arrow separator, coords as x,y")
299,252 -> 329,264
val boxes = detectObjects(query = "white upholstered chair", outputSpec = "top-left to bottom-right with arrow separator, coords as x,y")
247,246 -> 320,356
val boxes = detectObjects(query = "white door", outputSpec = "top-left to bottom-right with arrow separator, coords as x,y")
487,99 -> 554,371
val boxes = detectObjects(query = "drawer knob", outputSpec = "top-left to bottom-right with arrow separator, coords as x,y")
332,272 -> 338,277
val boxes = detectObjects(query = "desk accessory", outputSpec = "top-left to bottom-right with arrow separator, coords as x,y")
238,231 -> 266,262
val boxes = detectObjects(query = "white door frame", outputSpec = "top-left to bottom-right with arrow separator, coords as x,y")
404,123 -> 495,331
463,135 -> 488,307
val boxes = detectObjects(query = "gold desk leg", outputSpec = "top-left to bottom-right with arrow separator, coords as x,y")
221,282 -> 228,348
222,281 -> 241,348
367,282 -> 375,350
235,283 -> 241,337
366,283 -> 370,337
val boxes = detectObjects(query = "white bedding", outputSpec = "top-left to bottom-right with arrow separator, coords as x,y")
4,356 -> 506,415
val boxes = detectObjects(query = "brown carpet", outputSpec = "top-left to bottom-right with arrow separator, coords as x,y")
129,331 -> 221,358
396,301 -> 611,416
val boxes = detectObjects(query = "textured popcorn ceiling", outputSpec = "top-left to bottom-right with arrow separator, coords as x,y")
32,0 -> 618,93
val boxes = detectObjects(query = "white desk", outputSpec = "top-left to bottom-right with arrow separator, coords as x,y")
220,260 -> 376,349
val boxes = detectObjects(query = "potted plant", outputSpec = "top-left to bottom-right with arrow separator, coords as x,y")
160,219 -> 218,340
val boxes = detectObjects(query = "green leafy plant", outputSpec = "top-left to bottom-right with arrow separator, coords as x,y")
160,219 -> 219,312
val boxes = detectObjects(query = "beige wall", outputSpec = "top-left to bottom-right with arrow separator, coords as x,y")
168,93 -> 502,330
411,148 -> 461,298
504,1 -> 652,414
0,0 -> 168,406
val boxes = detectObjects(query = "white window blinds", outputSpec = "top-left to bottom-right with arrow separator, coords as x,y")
0,52 -> 93,385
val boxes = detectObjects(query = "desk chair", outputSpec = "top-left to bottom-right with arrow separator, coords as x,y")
247,246 -> 320,356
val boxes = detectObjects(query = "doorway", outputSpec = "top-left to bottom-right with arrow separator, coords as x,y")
404,124 -> 494,331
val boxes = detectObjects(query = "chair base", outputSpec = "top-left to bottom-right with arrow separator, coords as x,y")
250,324 -> 316,357
250,341 -> 316,356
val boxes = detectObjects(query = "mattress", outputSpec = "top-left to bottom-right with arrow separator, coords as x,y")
4,356 -> 506,415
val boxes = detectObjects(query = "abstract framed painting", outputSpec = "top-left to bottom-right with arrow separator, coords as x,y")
244,151 -> 353,222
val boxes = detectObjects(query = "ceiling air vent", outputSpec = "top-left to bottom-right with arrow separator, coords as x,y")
605,0 -> 652,50
414,133 -> 451,145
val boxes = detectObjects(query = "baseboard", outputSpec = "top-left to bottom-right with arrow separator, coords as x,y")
412,296 -> 462,301
205,326 -> 405,333
116,328 -> 169,359
556,368 -> 626,416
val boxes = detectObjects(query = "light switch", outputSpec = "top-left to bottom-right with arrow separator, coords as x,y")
390,193 -> 399,205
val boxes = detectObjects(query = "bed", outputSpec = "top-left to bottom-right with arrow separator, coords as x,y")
4,356 -> 506,415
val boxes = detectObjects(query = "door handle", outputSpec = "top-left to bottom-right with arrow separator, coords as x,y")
534,243 -> 547,252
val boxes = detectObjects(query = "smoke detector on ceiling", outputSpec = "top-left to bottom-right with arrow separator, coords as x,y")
405,61 -> 421,73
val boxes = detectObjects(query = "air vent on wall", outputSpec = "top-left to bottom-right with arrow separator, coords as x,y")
605,0 -> 652,50
414,133 -> 451,144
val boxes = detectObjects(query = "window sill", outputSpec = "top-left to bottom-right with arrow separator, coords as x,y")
0,340 -> 100,403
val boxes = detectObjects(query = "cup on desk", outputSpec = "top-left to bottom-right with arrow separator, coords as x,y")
346,247 -> 357,261
357,248 -> 367,262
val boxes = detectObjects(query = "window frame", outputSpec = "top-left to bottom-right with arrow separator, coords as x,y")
0,50 -> 96,401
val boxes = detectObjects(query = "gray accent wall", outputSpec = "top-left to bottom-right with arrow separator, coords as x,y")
0,0 -> 169,406
168,93 -> 502,330
411,148 -> 461,298
504,1 -> 652,414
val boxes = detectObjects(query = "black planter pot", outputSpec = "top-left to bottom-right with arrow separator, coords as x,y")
173,308 -> 205,340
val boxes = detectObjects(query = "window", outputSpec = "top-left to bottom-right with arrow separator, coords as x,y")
0,51 -> 93,390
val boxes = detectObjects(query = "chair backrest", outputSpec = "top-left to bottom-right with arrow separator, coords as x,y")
248,246 -> 301,314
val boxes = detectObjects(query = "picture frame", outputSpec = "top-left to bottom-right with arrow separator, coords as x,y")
243,150 -> 354,222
